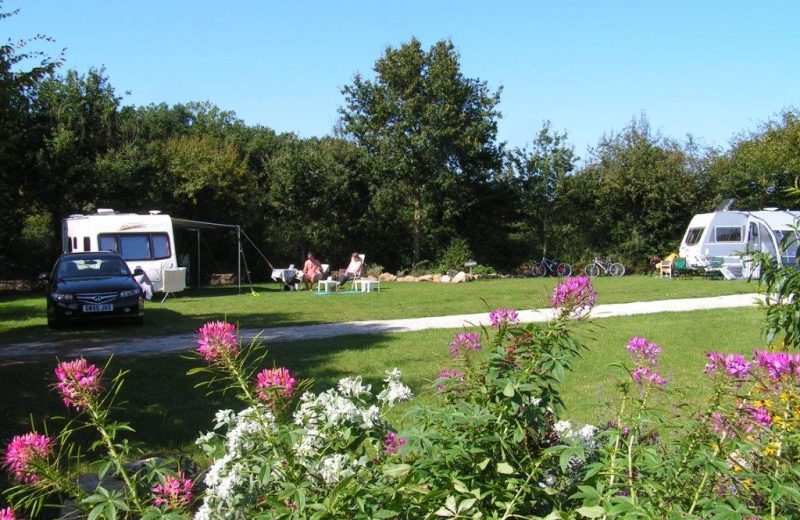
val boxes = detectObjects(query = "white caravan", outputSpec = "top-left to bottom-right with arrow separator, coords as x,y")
679,206 -> 800,279
62,209 -> 180,293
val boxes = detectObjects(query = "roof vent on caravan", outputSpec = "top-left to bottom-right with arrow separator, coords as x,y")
714,198 -> 735,212
764,207 -> 779,211
96,208 -> 115,215
148,210 -> 162,215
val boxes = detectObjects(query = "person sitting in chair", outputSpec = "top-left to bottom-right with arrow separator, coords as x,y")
303,251 -> 322,290
338,252 -> 363,284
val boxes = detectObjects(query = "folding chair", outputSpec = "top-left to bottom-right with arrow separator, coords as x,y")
338,254 -> 365,292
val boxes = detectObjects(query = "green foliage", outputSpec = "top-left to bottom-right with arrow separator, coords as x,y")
435,237 -> 474,273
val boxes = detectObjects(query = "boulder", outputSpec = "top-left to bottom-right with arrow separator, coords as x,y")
399,275 -> 418,282
378,272 -> 397,282
417,274 -> 434,282
452,271 -> 468,283
440,274 -> 451,283
432,274 -> 442,282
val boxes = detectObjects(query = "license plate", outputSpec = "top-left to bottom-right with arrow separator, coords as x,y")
83,304 -> 113,312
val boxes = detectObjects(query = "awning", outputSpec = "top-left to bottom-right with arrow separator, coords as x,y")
171,218 -> 239,230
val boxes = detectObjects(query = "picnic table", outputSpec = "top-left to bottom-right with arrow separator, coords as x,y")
271,268 -> 302,291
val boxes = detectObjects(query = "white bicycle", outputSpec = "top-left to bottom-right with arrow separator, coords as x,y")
584,257 -> 625,277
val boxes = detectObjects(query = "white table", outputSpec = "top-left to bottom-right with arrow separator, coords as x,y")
317,279 -> 339,293
271,268 -> 301,290
354,279 -> 380,292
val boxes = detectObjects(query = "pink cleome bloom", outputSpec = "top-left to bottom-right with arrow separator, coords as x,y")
256,367 -> 297,405
54,358 -> 103,411
753,350 -> 799,381
0,507 -> 16,520
449,332 -> 482,358
196,321 -> 239,362
551,276 -> 597,315
631,366 -> 667,387
435,369 -> 465,392
489,308 -> 520,329
152,471 -> 194,509
626,337 -> 662,366
384,431 -> 407,455
748,406 -> 773,427
4,432 -> 53,483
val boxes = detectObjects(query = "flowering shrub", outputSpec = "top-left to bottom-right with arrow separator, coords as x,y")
5,272 -> 800,518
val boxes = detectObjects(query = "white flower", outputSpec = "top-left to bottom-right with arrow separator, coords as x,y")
554,420 -> 573,437
193,503 -> 211,520
530,397 -> 542,406
195,431 -> 216,446
214,409 -> 235,429
384,368 -> 402,382
337,376 -> 371,398
578,424 -> 597,441
359,405 -> 381,429
317,453 -> 351,486
378,380 -> 413,406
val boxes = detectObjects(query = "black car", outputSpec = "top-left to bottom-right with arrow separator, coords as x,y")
40,252 -> 145,328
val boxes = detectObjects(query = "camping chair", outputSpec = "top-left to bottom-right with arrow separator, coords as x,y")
672,257 -> 693,278
339,254 -> 365,292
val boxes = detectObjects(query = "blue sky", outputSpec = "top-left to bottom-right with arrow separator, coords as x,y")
6,1 -> 799,157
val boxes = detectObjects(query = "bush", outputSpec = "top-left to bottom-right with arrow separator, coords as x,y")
436,237 -> 474,273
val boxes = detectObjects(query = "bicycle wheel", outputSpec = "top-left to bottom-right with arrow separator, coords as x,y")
584,263 -> 600,277
609,263 -> 626,277
530,263 -> 546,277
555,263 -> 572,277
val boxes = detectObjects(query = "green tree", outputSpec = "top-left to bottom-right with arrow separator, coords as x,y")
561,116 -> 700,269
508,121 -> 577,260
0,3 -> 63,272
339,38 -> 503,265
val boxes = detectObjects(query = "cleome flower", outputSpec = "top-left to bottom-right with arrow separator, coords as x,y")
196,321 -> 239,362
255,367 -> 297,407
0,507 -> 17,520
378,369 -> 413,406
435,369 -> 465,393
54,358 -> 103,411
3,432 -> 53,483
449,332 -> 482,358
384,431 -> 407,455
704,352 -> 752,380
551,276 -> 597,316
152,470 -> 194,509
489,308 -> 520,329
626,336 -> 667,388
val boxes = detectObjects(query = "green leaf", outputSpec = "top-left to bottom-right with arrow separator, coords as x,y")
382,463 -> 411,478
372,510 -> 400,518
477,457 -> 491,470
576,505 -> 606,518
496,461 -> 514,474
502,382 -> 515,397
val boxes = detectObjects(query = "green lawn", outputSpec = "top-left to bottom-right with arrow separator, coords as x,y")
0,276 -> 758,344
0,306 -> 767,457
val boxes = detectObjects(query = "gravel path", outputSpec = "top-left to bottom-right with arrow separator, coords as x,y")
0,293 -> 764,361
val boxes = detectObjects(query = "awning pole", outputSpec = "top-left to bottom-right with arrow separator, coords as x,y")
197,229 -> 201,289
237,226 -> 242,294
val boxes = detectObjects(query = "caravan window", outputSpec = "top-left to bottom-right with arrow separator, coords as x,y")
714,226 -> 742,242
684,227 -> 704,246
98,233 -> 171,261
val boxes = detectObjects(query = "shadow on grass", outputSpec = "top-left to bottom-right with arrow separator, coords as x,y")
0,332 -> 399,455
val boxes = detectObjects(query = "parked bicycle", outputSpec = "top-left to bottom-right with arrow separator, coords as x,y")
584,257 -> 625,277
530,256 -> 572,277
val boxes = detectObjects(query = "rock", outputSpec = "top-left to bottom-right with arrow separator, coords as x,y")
432,274 -> 442,282
399,275 -> 418,282
417,274 -> 433,282
378,272 -> 397,282
452,271 -> 468,283
440,274 -> 451,283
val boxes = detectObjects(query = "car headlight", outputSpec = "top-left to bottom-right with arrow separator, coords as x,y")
52,293 -> 74,301
120,289 -> 140,298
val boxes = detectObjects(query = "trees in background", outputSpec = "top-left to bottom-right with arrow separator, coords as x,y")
339,38 -> 504,266
1,25 -> 799,278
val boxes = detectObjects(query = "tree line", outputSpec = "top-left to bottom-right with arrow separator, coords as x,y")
3,14 -> 800,279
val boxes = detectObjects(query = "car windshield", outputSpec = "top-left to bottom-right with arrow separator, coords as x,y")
58,258 -> 130,279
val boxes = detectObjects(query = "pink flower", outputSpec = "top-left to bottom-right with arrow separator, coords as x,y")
626,337 -> 662,366
384,431 -> 407,455
749,406 -> 772,427
435,369 -> 465,392
631,366 -> 667,387
753,350 -> 797,381
256,367 -> 297,406
152,471 -> 194,509
3,432 -> 53,483
704,352 -> 752,380
449,332 -> 482,358
0,507 -> 17,520
551,276 -> 597,316
196,321 -> 239,362
489,308 -> 519,329
54,358 -> 103,411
